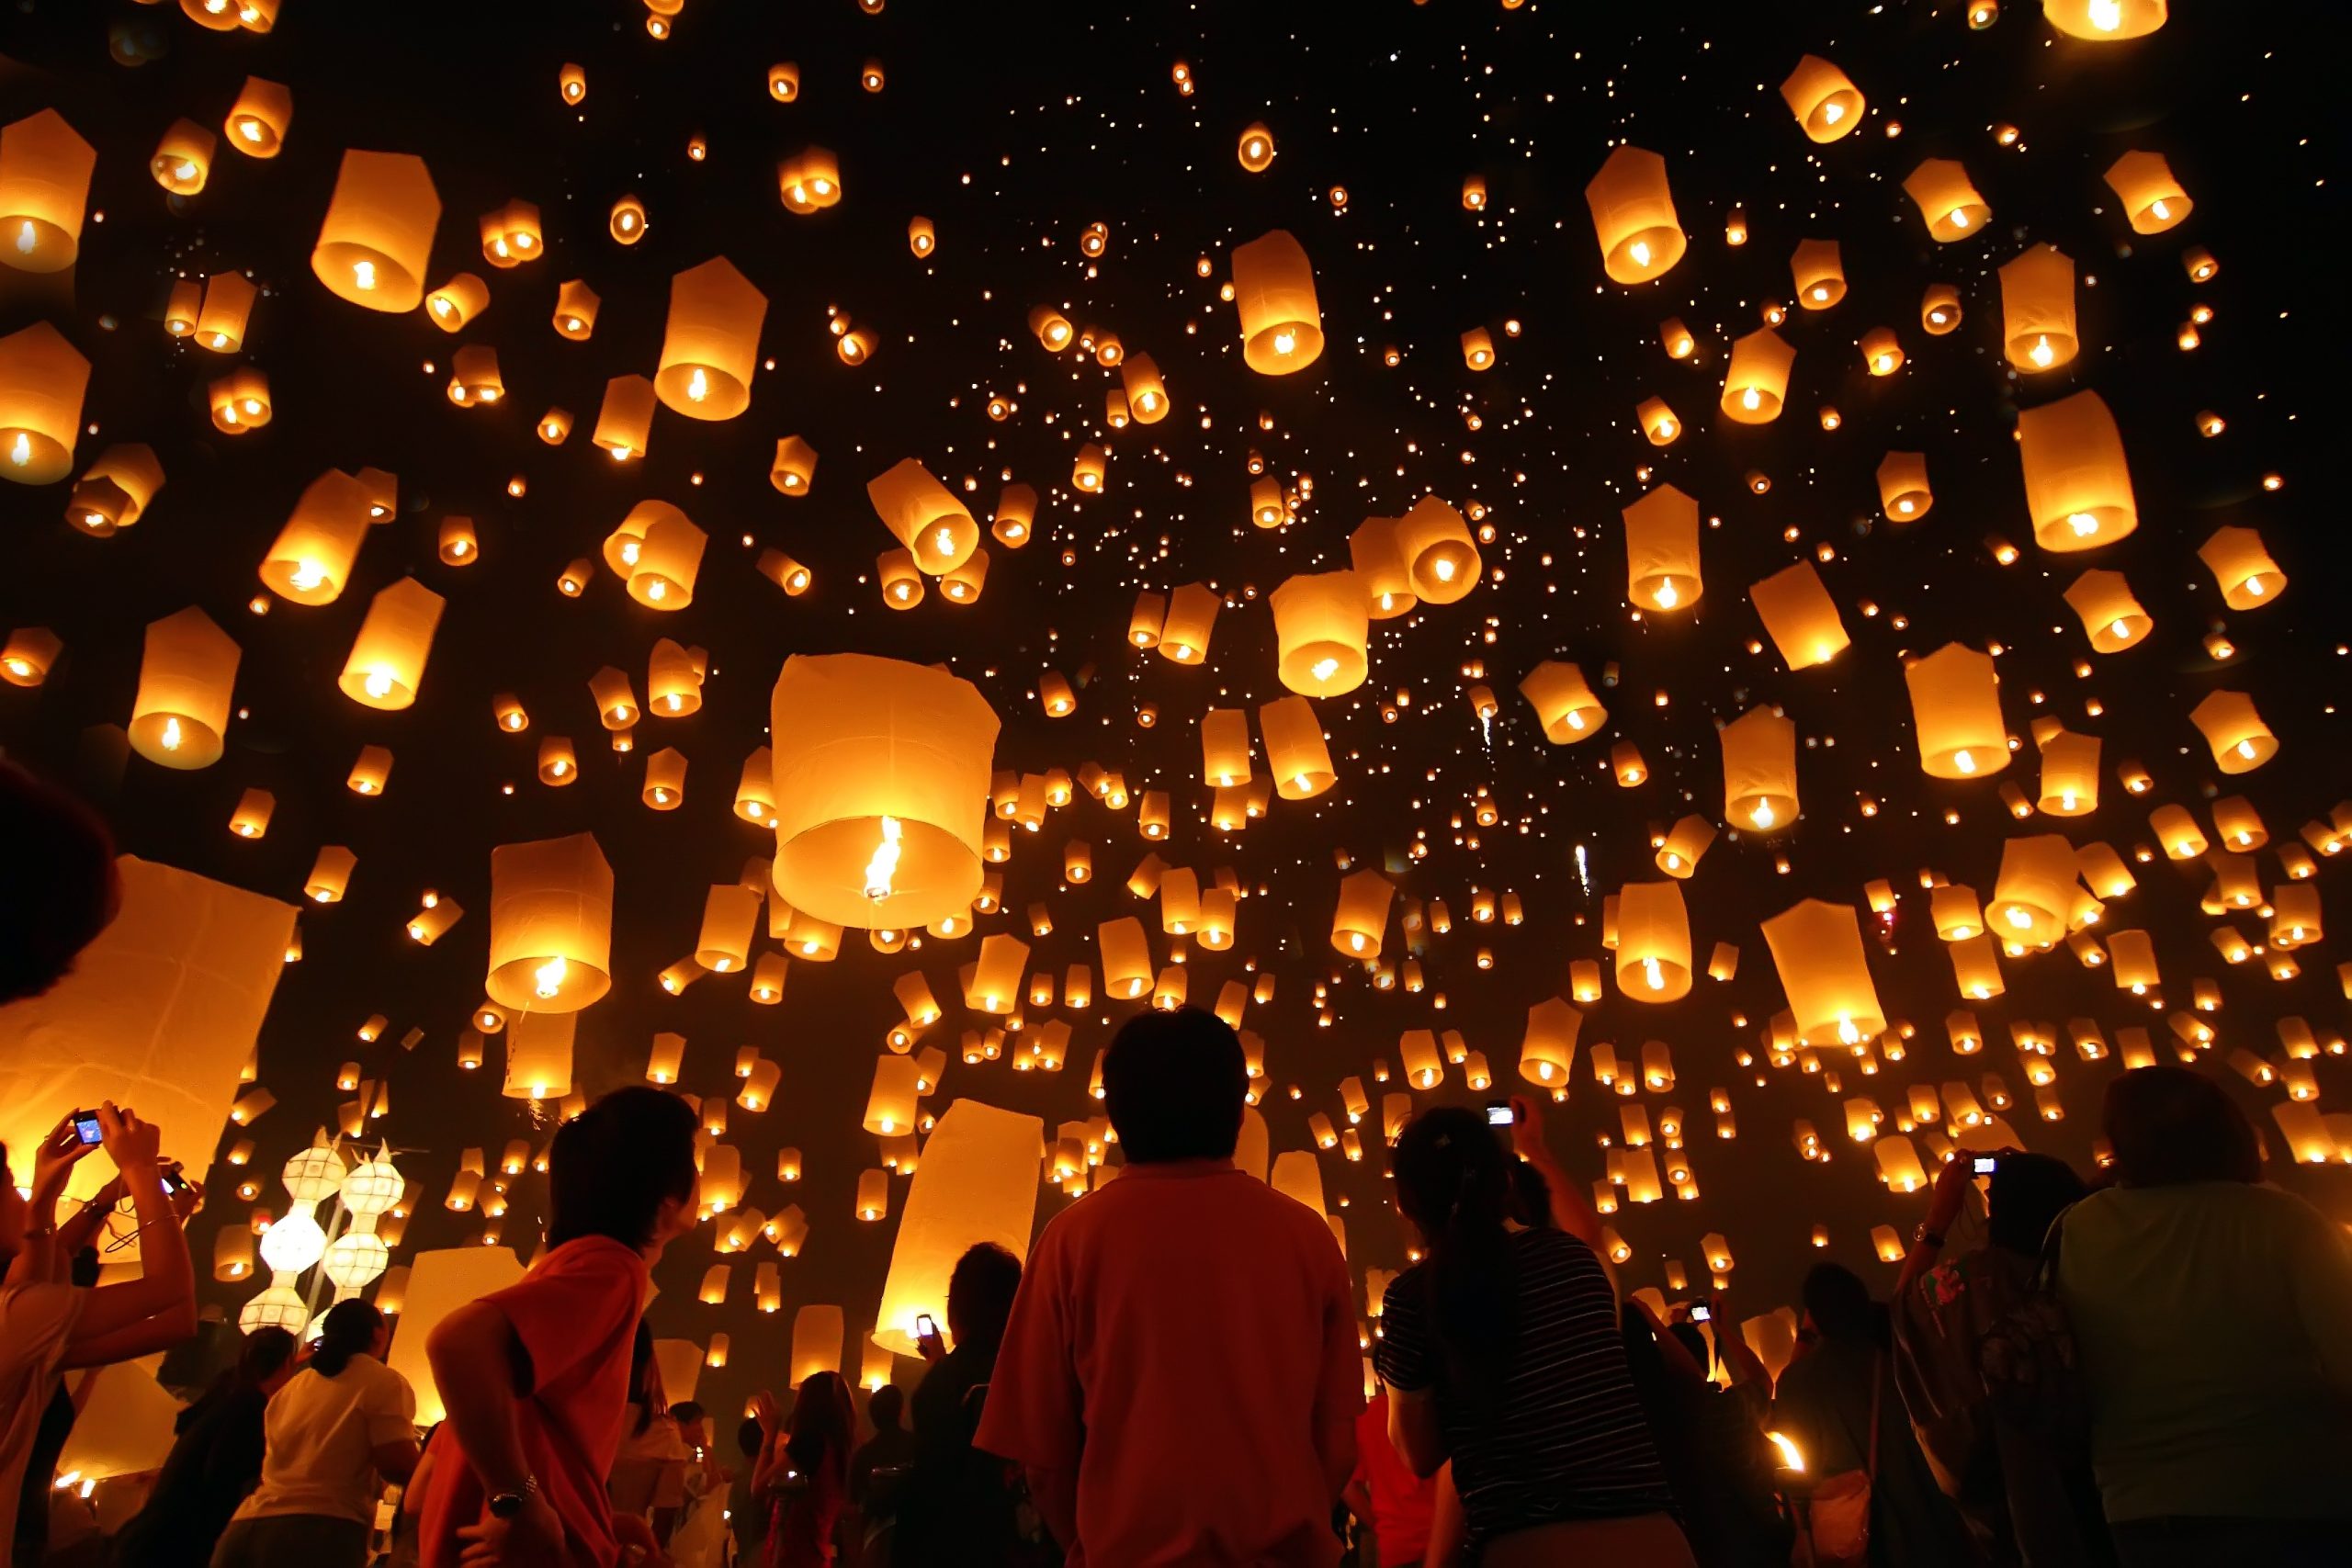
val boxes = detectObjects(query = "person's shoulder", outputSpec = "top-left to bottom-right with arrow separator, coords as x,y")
2240,1179 -> 2341,1236
1514,1223 -> 1603,1272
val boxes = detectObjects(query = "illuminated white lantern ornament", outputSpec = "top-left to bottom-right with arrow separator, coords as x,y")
1393,496 -> 1480,604
1270,571 -> 1369,696
129,606 -> 239,769
1780,56 -> 1864,142
1905,644 -> 2008,780
336,577 -> 445,711
769,653 -> 1000,931
1520,660 -> 1606,744
242,1139 -> 344,1337
1623,483 -> 1701,611
321,1145 -> 402,1302
0,321 -> 91,486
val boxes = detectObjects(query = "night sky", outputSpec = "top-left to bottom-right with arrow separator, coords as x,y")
4,0 -> 2347,1407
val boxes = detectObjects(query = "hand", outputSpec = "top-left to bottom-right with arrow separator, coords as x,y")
1928,1149 -> 1976,1230
30,1114 -> 96,1201
96,1103 -> 163,1186
166,1173 -> 203,1224
752,1390 -> 779,1438
1506,1093 -> 1549,1166
457,1493 -> 564,1567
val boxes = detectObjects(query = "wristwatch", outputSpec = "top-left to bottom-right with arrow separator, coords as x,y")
486,1475 -> 540,1519
1913,1224 -> 1945,1249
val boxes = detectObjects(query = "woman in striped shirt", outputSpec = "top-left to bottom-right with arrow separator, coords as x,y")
1375,1101 -> 1692,1566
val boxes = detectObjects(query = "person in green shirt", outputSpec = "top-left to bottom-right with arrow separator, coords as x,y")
2056,1066 -> 2352,1568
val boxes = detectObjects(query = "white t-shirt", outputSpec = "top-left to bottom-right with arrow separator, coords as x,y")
234,1352 -> 417,1525
0,1280 -> 84,1550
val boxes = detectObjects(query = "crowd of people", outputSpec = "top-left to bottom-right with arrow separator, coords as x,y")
5,757 -> 2352,1567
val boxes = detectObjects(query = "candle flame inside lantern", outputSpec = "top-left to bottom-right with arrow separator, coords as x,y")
534,954 -> 567,998
865,816 -> 904,901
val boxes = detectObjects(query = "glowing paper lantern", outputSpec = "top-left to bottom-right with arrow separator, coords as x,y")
0,321 -> 90,485
1232,230 -> 1323,374
656,256 -> 768,419
1584,145 -> 1685,284
2197,526 -> 2285,610
1348,516 -> 1418,618
625,502 -> 707,608
1,626 -> 61,688
69,444 -> 164,536
311,150 -> 439,313
1616,882 -> 1692,1002
1521,660 -> 1606,743
2018,390 -> 2135,551
1781,57 -> 1864,141
1332,869 -> 1394,960
870,1100 -> 1040,1356
485,832 -> 614,1012
425,273 -> 491,333
2063,570 -> 2151,652
261,470 -> 370,604
1761,899 -> 1886,1046
1261,695 -> 1336,799
592,375 -> 658,460
225,77 -> 292,157
1998,244 -> 2076,372
1905,645 -> 2007,779
130,607 -> 239,769
1720,328 -> 1794,423
2105,151 -> 2189,233
769,653 -> 1000,931
1270,571 -> 1369,696
1393,496 -> 1479,604
868,457 -> 980,574
0,109 -> 96,272
777,147 -> 842,213
1749,560 -> 1849,669
1721,706 -> 1798,834
1903,158 -> 1989,242
1791,239 -> 1847,309
1623,483 -> 1701,611
771,436 -> 818,497
2046,0 -> 2165,38
337,578 -> 444,710
151,118 -> 215,196
2188,690 -> 2274,773
1990,835 -> 2080,950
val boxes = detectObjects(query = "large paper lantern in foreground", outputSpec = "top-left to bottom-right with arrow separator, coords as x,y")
2017,389 -> 2135,551
2189,690 -> 2274,773
0,109 -> 97,273
1270,570 -> 1369,696
770,653 -> 1000,931
2105,151 -> 2189,232
1585,145 -> 1685,284
1623,483 -> 1701,611
655,256 -> 768,419
385,1248 -> 526,1427
311,150 -> 440,313
0,321 -> 91,485
1905,644 -> 2007,778
130,606 -> 240,768
1761,899 -> 1885,1046
485,832 -> 615,1012
1232,230 -> 1323,374
1721,706 -> 1797,833
867,458 -> 980,574
2063,570 -> 2151,653
873,1100 -> 1041,1355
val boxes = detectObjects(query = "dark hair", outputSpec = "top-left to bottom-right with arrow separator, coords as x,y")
947,1241 -> 1023,1359
1801,1262 -> 1874,1343
0,763 -> 120,1007
1101,1007 -> 1247,1162
1507,1156 -> 1554,1229
310,1300 -> 382,1378
628,1320 -> 664,1435
787,1371 -> 854,1481
1986,1152 -> 2088,1255
241,1325 -> 299,1384
669,1400 -> 705,1427
866,1383 -> 906,1431
1392,1107 -> 1518,1410
548,1087 -> 699,1250
737,1416 -> 764,1460
2103,1066 -> 2260,1187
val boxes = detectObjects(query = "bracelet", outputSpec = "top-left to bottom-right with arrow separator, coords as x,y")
1913,1224 -> 1945,1249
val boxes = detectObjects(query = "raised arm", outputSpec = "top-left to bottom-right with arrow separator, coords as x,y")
1509,1093 -> 1619,1298
1893,1149 -> 1979,1302
64,1105 -> 196,1364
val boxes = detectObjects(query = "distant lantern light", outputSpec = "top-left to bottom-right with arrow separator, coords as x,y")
1237,121 -> 1275,172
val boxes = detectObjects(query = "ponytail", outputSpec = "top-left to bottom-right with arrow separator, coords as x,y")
309,1299 -> 382,1379
1394,1108 -> 1521,1412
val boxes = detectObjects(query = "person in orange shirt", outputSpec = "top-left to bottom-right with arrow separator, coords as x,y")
1343,1391 -> 1438,1567
975,1007 -> 1363,1567
418,1088 -> 701,1568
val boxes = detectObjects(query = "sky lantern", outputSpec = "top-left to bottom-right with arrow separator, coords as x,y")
425,273 -> 490,332
1270,571 -> 1370,696
1622,482 -> 1702,611
1634,397 -> 1679,446
1791,239 -> 1846,309
2196,526 -> 2285,610
1121,354 -> 1168,423
151,118 -> 214,195
1990,834 -> 2080,950
224,77 -> 292,157
69,446 -> 162,538
1331,868 -> 1394,959
1903,158 -> 1989,242
1748,560 -> 1849,669
311,150 -> 438,312
1260,695 -> 1335,799
2105,151 -> 2190,232
593,375 -> 658,460
2062,569 -> 2151,652
0,109 -> 96,272
1656,816 -> 1715,879
1348,516 -> 1419,619
1232,230 -> 1323,374
656,256 -> 768,419
622,502 -> 706,609
485,832 -> 614,1012
609,194 -> 649,242
2018,389 -> 2136,551
1392,496 -> 1479,604
260,469 -> 371,604
867,457 -> 980,574
873,1100 -> 1039,1355
1158,582 -> 1220,664
1920,284 -> 1962,335
1905,644 -> 2008,779
1877,451 -> 1931,522
2188,690 -> 2274,773
1721,705 -> 1798,834
503,1011 -> 573,1101
1762,899 -> 1886,1046
1237,121 -> 1275,172
129,607 -> 239,768
1998,244 -> 2076,371
1780,56 -> 1863,141
2037,728 -> 2100,816
1720,328 -> 1793,423
1584,145 -> 1685,284
769,653 -> 999,931
0,321 -> 89,485
778,147 -> 842,212
337,578 -> 444,710
1616,882 -> 1692,1002
553,278 -> 600,340
2045,0 -> 2166,38
1520,660 -> 1606,743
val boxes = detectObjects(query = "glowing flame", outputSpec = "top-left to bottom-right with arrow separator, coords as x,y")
363,667 -> 395,700
1655,579 -> 1678,608
1822,102 -> 1845,125
1310,656 -> 1340,682
160,716 -> 184,751
1642,955 -> 1665,991
238,118 -> 263,142
1740,387 -> 1761,412
1836,1015 -> 1860,1046
1272,330 -> 1296,355
1953,749 -> 1978,775
2246,576 -> 2267,598
645,579 -> 665,601
2235,739 -> 2257,761
1947,209 -> 1971,230
1629,240 -> 1652,267
353,259 -> 377,290
6,432 -> 28,468
1432,557 -> 1456,582
865,816 -> 904,901
534,955 -> 567,998
686,367 -> 709,402
1749,801 -> 1776,829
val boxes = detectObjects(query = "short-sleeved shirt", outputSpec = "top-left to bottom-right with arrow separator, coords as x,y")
233,1354 -> 417,1525
0,1280 -> 82,1551
2056,1180 -> 2352,1523
1374,1227 -> 1671,1549
419,1235 -> 651,1568
973,1158 -> 1363,1568
1349,1393 -> 1436,1567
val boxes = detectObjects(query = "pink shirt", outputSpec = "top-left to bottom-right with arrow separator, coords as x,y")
1351,1393 -> 1436,1567
974,1159 -> 1362,1567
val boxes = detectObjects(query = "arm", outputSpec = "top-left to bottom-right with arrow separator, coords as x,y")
1629,1297 -> 1709,1390
1385,1384 -> 1444,1480
427,1299 -> 566,1562
1893,1150 -> 1977,1301
1023,1463 -> 1079,1551
1509,1093 -> 1619,1299
402,1442 -> 439,1518
1340,1478 -> 1374,1531
7,1116 -> 96,1289
1312,1243 -> 1362,1504
1423,1461 -> 1465,1568
1711,1295 -> 1771,1391
54,1176 -> 126,1256
64,1106 -> 197,1361
372,1437 -> 423,1483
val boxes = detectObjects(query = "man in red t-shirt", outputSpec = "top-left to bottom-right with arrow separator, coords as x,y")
975,1007 -> 1363,1567
418,1088 -> 701,1568
1345,1391 -> 1438,1568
